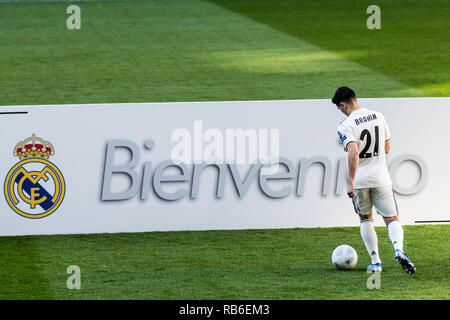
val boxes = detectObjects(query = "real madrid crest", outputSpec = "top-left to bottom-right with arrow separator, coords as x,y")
4,134 -> 65,219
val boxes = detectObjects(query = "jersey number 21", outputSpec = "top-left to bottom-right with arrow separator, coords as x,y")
359,126 -> 379,158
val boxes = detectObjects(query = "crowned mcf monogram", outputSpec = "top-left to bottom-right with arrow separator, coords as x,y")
4,134 -> 65,219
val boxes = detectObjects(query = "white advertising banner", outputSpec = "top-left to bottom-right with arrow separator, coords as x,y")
0,98 -> 448,236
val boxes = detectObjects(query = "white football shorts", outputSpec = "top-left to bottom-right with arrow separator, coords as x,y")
351,186 -> 399,217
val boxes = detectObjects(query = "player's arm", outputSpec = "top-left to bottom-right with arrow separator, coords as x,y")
347,142 -> 359,198
385,140 -> 390,153
381,113 -> 391,154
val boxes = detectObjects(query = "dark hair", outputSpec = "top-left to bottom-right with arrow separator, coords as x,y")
332,86 -> 356,105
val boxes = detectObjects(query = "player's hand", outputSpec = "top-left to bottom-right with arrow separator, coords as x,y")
347,180 -> 356,198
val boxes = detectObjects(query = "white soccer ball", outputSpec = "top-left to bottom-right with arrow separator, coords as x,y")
332,245 -> 358,270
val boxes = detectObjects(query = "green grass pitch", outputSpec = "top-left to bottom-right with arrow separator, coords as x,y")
1,226 -> 449,299
0,0 -> 448,106
0,0 -> 449,300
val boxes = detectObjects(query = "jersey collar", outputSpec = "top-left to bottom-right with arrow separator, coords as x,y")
349,107 -> 365,116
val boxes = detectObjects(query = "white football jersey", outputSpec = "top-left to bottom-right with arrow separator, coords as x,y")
337,108 -> 392,189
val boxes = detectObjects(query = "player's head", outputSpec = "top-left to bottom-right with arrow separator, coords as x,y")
332,86 -> 358,116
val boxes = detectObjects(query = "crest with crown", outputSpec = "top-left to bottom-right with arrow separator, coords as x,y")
14,134 -> 55,160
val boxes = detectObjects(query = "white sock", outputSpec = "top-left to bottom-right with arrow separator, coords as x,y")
388,220 -> 404,251
360,219 -> 381,264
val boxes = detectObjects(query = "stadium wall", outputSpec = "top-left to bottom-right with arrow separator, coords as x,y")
0,98 -> 447,236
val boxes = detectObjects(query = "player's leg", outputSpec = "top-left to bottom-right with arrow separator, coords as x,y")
354,189 -> 382,272
372,187 -> 416,275
384,216 -> 403,251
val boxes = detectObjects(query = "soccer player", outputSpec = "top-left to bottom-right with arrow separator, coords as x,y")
332,86 -> 416,274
